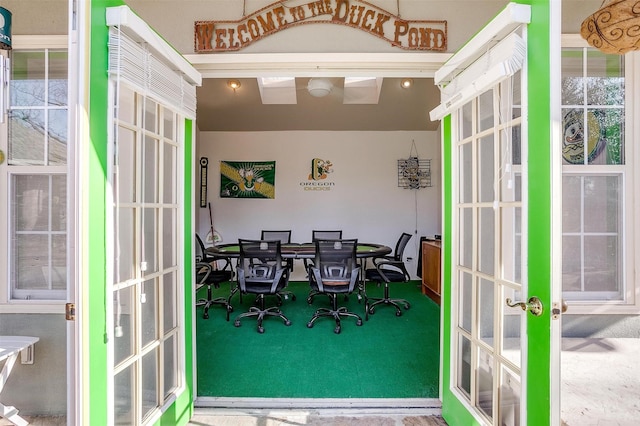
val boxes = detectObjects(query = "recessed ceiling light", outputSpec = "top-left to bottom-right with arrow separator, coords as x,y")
401,78 -> 413,89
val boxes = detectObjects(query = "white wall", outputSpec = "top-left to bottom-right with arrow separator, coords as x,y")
197,130 -> 440,279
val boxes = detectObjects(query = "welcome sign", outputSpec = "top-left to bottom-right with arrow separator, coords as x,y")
195,0 -> 447,52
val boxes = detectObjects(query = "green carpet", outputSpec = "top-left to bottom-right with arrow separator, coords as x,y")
196,280 -> 440,398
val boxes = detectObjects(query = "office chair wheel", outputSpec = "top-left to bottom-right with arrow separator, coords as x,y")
396,310 -> 402,317
356,318 -> 363,326
284,319 -> 292,326
258,326 -> 265,334
334,326 -> 341,334
203,312 -> 209,319
234,319 -> 241,327
307,322 -> 314,328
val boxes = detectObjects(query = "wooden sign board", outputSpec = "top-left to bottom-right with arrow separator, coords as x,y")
195,0 -> 447,52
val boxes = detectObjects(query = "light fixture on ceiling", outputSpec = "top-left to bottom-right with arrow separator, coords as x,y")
307,78 -> 333,97
400,78 -> 413,89
227,79 -> 241,91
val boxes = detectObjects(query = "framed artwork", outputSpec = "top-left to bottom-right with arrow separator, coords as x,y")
220,161 -> 276,199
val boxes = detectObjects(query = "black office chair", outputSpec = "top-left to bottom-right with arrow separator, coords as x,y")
305,230 -> 343,303
307,239 -> 362,334
260,230 -> 296,302
364,232 -> 412,320
195,260 -> 234,319
233,239 -> 292,333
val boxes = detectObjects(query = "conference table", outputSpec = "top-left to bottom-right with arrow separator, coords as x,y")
205,242 -> 392,315
206,242 -> 392,260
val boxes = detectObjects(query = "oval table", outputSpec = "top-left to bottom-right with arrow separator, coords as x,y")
205,242 -> 392,317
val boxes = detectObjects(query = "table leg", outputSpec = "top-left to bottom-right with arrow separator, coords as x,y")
0,353 -> 29,426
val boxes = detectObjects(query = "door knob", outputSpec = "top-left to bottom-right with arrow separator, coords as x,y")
506,296 -> 543,317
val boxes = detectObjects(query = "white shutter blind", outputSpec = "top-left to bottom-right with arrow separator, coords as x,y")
106,6 -> 200,117
430,2 -> 530,121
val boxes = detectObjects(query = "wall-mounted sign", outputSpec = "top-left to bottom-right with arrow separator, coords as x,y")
195,0 -> 447,53
220,161 -> 276,198
0,7 -> 12,50
301,158 -> 335,191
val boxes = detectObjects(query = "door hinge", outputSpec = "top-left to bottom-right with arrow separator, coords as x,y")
65,303 -> 76,321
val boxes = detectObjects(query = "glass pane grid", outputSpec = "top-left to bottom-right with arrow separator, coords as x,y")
111,88 -> 182,423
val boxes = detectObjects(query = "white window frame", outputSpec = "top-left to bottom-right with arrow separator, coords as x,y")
561,34 -> 639,314
0,35 -> 70,313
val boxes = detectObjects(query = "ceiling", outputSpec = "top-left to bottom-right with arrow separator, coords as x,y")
195,77 -> 441,132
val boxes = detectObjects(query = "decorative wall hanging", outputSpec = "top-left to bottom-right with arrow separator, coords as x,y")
195,0 -> 446,52
581,0 -> 640,54
220,161 -> 276,199
199,157 -> 209,207
398,140 -> 431,189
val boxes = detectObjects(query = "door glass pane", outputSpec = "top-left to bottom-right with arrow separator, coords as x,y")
479,278 -> 495,345
163,143 -> 175,204
114,364 -> 135,425
460,142 -> 473,203
163,109 -> 174,139
501,206 -> 521,285
477,348 -> 494,419
478,90 -> 494,132
114,285 -> 135,365
499,365 -> 521,426
479,207 -> 495,275
118,85 -> 137,124
162,208 -> 175,268
459,271 -> 473,333
163,272 -> 177,332
163,336 -> 178,399
144,99 -> 157,133
117,127 -> 137,204
460,207 -> 473,268
142,208 -> 158,274
141,279 -> 157,347
479,135 -> 494,202
143,136 -> 158,203
141,348 -> 159,419
461,101 -> 473,138
116,208 -> 135,282
457,335 -> 472,397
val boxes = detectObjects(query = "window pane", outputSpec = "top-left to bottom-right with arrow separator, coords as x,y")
501,206 -> 521,285
13,234 -> 48,291
460,207 -> 473,268
8,109 -> 45,164
561,48 -> 584,106
49,51 -> 69,106
116,208 -> 136,282
502,286 -> 521,368
461,101 -> 473,139
48,109 -> 68,165
584,235 -> 620,293
162,208 -> 175,269
499,365 -> 521,426
11,51 -> 46,107
144,99 -> 157,133
163,143 -> 175,204
583,175 -> 620,233
457,334 -> 472,397
586,50 -> 624,106
562,175 -> 582,233
562,235 -> 582,292
142,208 -> 158,274
118,85 -> 137,125
460,142 -> 473,204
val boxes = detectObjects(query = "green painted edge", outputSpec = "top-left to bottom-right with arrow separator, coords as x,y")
526,0 -> 553,424
88,1 -> 123,423
440,115 -> 481,425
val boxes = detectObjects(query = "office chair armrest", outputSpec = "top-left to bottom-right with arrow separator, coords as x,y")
196,262 -> 213,283
372,259 -> 410,282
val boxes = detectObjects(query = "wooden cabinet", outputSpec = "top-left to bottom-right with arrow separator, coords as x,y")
421,240 -> 441,305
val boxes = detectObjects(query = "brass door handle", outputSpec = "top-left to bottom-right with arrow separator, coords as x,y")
506,296 -> 543,317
